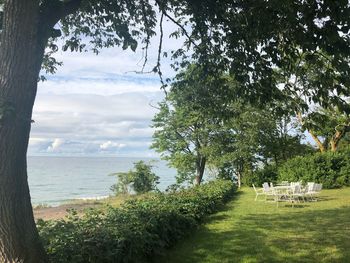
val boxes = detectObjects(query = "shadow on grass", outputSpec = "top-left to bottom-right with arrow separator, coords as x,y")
156,204 -> 350,263
202,191 -> 244,223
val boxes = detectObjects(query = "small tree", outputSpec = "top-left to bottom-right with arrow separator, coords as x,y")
111,161 -> 159,195
152,65 -> 234,185
110,172 -> 133,195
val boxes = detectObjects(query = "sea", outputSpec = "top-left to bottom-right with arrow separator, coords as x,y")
27,156 -> 177,206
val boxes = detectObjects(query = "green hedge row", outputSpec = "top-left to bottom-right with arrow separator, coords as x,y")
278,150 -> 350,188
37,180 -> 236,263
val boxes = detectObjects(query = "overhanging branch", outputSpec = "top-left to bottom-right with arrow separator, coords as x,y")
39,0 -> 82,35
154,0 -> 198,49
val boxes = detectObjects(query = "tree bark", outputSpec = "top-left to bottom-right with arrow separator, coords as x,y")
236,162 -> 243,188
195,157 -> 206,185
296,112 -> 327,152
330,139 -> 337,152
308,130 -> 327,153
330,126 -> 349,152
0,0 -> 48,262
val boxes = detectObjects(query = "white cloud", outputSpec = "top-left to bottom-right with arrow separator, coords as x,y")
100,141 -> 126,150
29,19 -> 187,157
29,88 -> 164,156
47,138 -> 65,152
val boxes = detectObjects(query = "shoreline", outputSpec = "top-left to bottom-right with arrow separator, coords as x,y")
34,202 -> 101,221
33,195 -> 128,221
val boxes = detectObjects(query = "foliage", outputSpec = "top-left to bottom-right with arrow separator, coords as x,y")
4,0 -> 350,111
110,171 -> 132,195
111,161 -> 159,195
257,115 -> 315,165
152,65 -> 235,185
243,165 -> 279,187
208,104 -> 311,186
152,65 -> 313,188
37,180 -> 236,263
275,48 -> 350,153
299,106 -> 350,152
278,150 -> 350,188
176,1 -> 350,113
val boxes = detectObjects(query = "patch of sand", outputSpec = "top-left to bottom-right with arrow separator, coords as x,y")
34,202 -> 100,221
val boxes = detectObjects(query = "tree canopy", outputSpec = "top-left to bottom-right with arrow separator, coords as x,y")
152,65 -> 233,185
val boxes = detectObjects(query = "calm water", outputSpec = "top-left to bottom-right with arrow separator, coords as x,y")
27,156 -> 176,206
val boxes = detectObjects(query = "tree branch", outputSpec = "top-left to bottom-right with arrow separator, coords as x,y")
309,129 -> 326,152
331,122 -> 350,151
39,0 -> 82,36
297,111 -> 326,152
158,9 -> 198,49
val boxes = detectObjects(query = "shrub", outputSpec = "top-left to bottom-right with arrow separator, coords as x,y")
243,165 -> 278,187
278,150 -> 350,188
38,180 -> 236,263
111,161 -> 160,195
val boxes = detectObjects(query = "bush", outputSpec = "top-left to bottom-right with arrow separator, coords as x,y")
111,161 -> 159,195
278,150 -> 350,188
243,165 -> 278,187
38,180 -> 236,263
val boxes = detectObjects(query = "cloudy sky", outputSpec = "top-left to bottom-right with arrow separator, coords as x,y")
28,21 -> 182,157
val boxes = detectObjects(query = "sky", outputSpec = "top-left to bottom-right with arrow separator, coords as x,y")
28,21 -> 183,157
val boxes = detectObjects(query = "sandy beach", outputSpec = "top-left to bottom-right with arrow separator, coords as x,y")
33,195 -> 128,221
33,202 -> 101,221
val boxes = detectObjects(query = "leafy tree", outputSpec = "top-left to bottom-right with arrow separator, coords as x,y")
209,103 -> 263,188
152,65 -> 235,185
270,47 -> 350,153
153,65 -> 313,188
152,101 -> 210,186
111,161 -> 159,195
110,171 -> 133,195
209,104 -> 314,186
175,0 -> 350,113
257,115 -> 315,165
131,161 -> 159,194
297,107 -> 350,152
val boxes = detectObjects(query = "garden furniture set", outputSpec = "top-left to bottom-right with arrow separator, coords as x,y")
253,182 -> 323,207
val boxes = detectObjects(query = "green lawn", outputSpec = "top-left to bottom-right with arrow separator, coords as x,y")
156,187 -> 350,263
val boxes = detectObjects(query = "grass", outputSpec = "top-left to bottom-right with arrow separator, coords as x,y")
156,187 -> 350,263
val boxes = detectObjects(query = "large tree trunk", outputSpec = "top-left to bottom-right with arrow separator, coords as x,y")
0,0 -> 48,262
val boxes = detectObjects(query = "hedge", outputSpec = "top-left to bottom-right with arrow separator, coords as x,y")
37,180 -> 236,263
278,150 -> 350,188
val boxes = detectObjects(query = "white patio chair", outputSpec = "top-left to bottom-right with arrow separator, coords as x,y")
252,184 -> 265,201
262,182 -> 270,192
277,181 -> 289,186
290,184 -> 305,204
291,181 -> 302,187
305,182 -> 316,201
262,182 -> 275,201
273,187 -> 288,207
